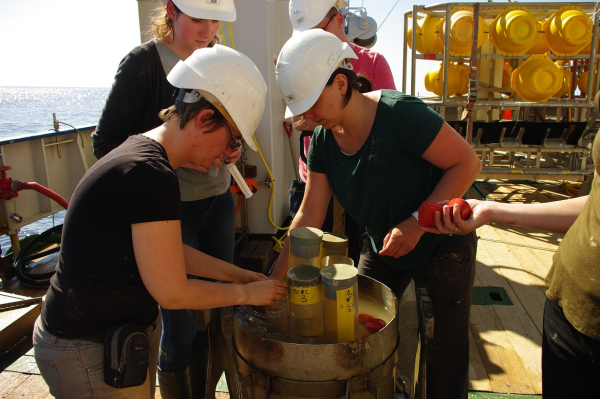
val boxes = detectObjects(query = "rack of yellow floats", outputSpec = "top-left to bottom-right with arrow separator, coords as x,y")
403,2 -> 599,182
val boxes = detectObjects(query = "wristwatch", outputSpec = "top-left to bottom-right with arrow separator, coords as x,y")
411,210 -> 419,221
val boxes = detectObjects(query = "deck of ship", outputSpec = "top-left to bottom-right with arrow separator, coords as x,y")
0,179 -> 577,398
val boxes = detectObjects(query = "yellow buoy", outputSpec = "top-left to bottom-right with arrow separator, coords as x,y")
422,15 -> 444,54
436,7 -> 488,56
407,15 -> 444,54
577,70 -> 589,95
502,63 -> 514,97
407,17 -> 422,52
527,21 -> 550,54
552,65 -> 572,98
579,27 -> 600,54
511,54 -> 563,102
541,6 -> 593,56
424,62 -> 470,97
489,6 -> 540,55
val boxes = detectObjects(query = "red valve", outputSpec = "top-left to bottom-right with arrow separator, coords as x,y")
0,166 -> 18,201
0,166 -> 68,209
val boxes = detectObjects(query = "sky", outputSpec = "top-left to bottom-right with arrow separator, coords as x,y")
1,0 -> 572,91
2,0 -> 141,88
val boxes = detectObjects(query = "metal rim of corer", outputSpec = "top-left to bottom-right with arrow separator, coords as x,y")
232,274 -> 399,398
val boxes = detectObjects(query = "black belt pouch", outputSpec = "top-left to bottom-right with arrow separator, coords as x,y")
104,324 -> 150,388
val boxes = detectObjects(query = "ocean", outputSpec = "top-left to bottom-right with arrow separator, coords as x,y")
0,86 -> 109,138
0,86 -> 110,255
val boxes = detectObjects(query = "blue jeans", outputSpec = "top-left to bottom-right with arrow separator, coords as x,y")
358,232 -> 477,399
159,190 -> 234,372
33,314 -> 161,399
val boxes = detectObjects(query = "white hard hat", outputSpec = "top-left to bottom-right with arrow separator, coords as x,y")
276,30 -> 357,117
172,0 -> 236,22
167,45 -> 267,150
289,0 -> 348,31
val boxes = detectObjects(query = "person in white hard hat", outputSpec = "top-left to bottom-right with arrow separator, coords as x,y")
273,30 -> 482,399
33,45 -> 286,399
287,0 -> 396,265
91,1 -> 243,397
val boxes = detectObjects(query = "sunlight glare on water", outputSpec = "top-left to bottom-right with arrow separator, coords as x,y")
0,86 -> 109,255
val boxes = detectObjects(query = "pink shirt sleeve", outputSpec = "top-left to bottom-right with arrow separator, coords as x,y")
299,134 -> 311,182
349,44 -> 396,91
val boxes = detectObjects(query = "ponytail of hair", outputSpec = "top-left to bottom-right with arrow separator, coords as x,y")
327,67 -> 373,107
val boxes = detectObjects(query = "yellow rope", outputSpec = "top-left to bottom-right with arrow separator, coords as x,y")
227,22 -> 235,49
218,22 -> 235,49
219,23 -> 226,46
252,136 -> 290,253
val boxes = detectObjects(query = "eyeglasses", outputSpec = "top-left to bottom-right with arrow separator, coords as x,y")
225,124 -> 243,150
317,13 -> 337,30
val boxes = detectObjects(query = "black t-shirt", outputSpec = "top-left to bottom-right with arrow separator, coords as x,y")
92,41 -> 176,159
41,135 -> 181,338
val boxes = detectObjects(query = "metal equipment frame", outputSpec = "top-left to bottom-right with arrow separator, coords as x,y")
402,2 -> 599,182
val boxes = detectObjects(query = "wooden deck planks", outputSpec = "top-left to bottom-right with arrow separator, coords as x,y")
468,327 -> 493,392
470,304 -> 536,394
466,179 -> 567,395
0,374 -> 52,399
477,224 -> 548,334
0,371 -> 27,395
0,293 -> 41,355
471,241 -> 541,394
0,371 -> 52,399
488,225 -> 557,292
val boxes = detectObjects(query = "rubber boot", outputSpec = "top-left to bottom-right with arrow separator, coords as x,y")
158,367 -> 192,399
188,345 -> 210,398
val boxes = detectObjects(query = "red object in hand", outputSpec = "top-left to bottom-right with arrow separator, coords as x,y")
418,198 -> 472,227
418,201 -> 444,227
365,318 -> 386,331
448,198 -> 472,220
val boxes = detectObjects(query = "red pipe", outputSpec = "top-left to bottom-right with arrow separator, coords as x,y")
17,182 -> 69,210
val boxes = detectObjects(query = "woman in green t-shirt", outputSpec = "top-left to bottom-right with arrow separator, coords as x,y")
272,29 -> 482,399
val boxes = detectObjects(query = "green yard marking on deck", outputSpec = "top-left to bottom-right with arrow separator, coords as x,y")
472,287 -> 513,306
